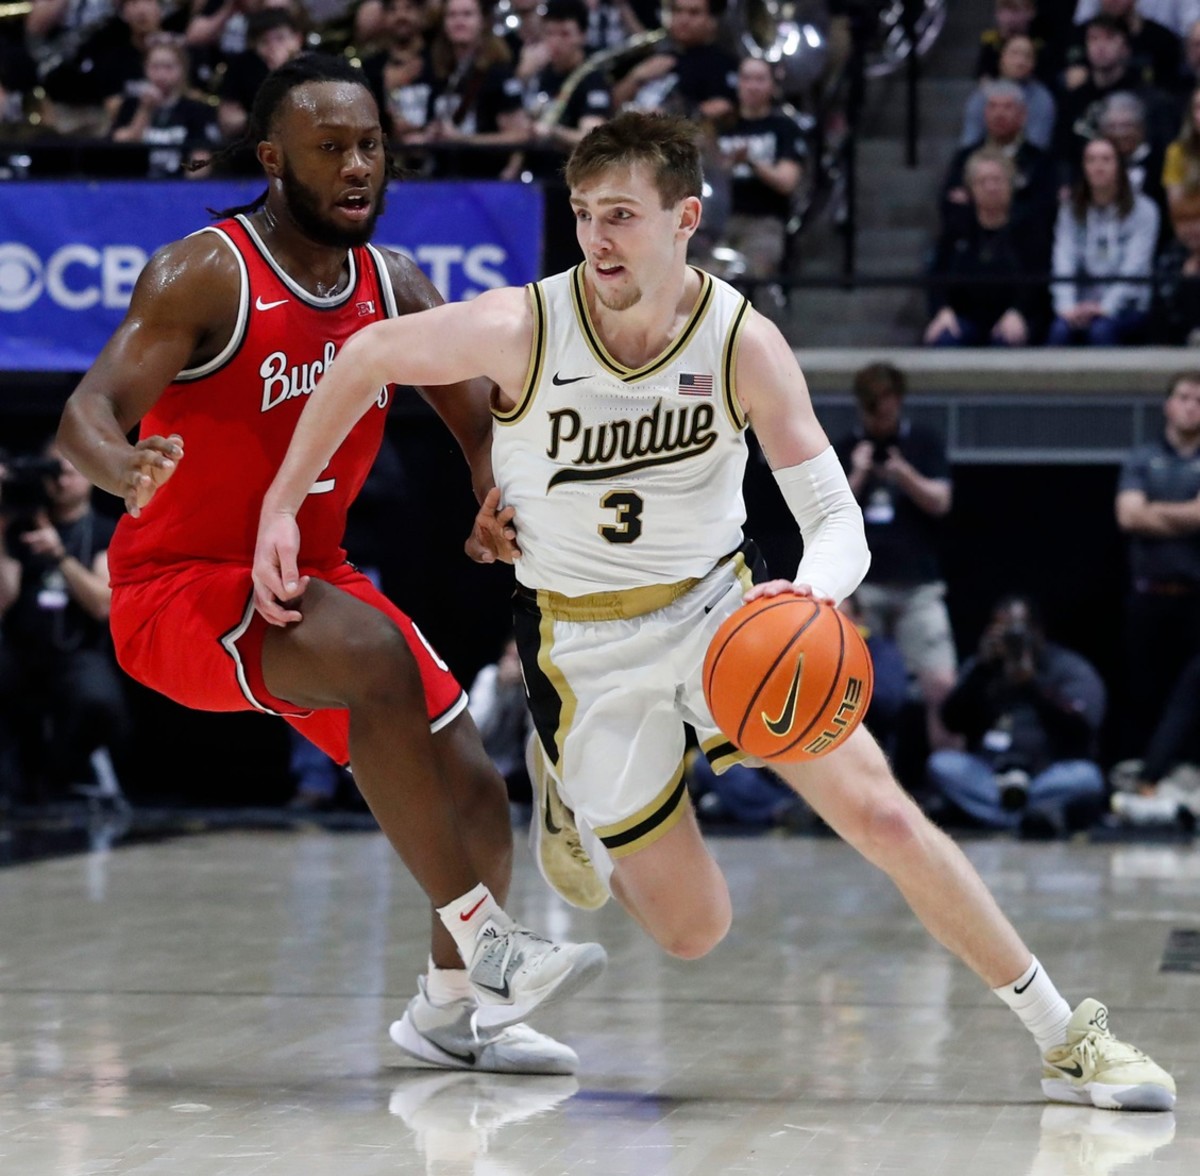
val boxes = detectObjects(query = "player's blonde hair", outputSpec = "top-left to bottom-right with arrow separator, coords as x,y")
565,112 -> 702,209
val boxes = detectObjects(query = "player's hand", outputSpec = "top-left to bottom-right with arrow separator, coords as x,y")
464,487 -> 522,565
742,579 -> 833,604
252,510 -> 310,626
123,434 -> 183,517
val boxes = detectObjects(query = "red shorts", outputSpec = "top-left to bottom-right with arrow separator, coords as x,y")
109,561 -> 466,767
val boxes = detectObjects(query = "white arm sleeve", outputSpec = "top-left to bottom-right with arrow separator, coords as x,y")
772,446 -> 871,605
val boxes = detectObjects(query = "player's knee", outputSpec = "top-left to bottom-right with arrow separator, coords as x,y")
341,624 -> 422,708
862,796 -> 922,859
657,901 -> 732,960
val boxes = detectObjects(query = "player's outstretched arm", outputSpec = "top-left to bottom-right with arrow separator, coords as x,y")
734,311 -> 870,605
254,286 -> 531,614
57,235 -> 237,515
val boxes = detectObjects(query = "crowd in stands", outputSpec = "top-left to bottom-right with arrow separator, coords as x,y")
928,0 -> 1200,347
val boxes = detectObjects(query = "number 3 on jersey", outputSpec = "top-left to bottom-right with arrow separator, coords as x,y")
599,489 -> 644,544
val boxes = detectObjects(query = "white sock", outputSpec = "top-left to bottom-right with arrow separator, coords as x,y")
436,884 -> 507,968
425,955 -> 475,1006
992,956 -> 1072,1054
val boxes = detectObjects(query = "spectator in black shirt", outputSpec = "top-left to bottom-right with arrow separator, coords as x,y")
414,0 -> 528,179
942,80 -> 1057,241
110,36 -> 220,176
0,442 -> 128,800
709,57 -> 805,289
975,0 -> 1056,84
610,0 -> 737,123
216,9 -> 304,141
925,148 -> 1044,347
1153,208 -> 1200,342
1114,371 -> 1200,755
1063,0 -> 1181,93
360,0 -> 431,141
42,0 -> 165,136
519,0 -> 612,177
833,363 -> 959,752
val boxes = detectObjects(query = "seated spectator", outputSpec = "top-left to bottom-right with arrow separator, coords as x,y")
975,0 -> 1054,83
520,0 -> 612,173
414,0 -> 528,179
1074,0 -> 1193,37
1048,135 -> 1159,344
584,0 -> 652,54
1064,0 -> 1180,93
1163,83 -> 1200,217
709,57 -> 806,292
1154,208 -> 1200,342
610,0 -> 737,123
927,594 -> 1107,838
1054,14 -> 1153,184
109,36 -> 220,176
925,148 -> 1045,347
217,9 -> 305,141
942,80 -> 1057,236
41,0 -> 166,137
1097,90 -> 1167,215
0,442 -> 129,803
502,0 -> 549,84
962,33 -> 1057,150
184,0 -> 308,91
24,0 -> 114,111
360,0 -> 431,141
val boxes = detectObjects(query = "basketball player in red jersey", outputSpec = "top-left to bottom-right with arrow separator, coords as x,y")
54,53 -> 604,1076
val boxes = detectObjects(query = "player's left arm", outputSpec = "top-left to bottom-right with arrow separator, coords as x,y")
380,250 -> 519,562
734,311 -> 870,605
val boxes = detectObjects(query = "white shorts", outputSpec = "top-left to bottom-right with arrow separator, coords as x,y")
513,544 -> 760,867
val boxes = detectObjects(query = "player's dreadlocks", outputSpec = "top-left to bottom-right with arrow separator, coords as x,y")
202,52 -> 398,218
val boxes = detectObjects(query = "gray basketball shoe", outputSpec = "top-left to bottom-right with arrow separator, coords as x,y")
390,977 -> 578,1074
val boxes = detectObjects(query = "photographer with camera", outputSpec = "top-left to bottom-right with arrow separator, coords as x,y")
926,594 -> 1107,838
834,362 -> 958,759
0,441 -> 128,803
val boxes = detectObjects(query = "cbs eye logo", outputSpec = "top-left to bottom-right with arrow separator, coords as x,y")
0,244 -> 42,312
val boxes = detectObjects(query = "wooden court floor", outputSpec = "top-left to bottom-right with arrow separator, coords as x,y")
0,826 -> 1194,1174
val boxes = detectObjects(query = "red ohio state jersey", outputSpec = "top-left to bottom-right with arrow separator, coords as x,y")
109,215 -> 398,585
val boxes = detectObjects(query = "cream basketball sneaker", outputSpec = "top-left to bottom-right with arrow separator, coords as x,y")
1041,1000 -> 1176,1111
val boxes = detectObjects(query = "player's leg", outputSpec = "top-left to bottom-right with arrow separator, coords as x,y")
775,724 -> 1175,1110
262,578 -> 605,1018
606,810 -> 732,959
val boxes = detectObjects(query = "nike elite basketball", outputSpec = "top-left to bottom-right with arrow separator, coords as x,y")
703,597 -> 874,762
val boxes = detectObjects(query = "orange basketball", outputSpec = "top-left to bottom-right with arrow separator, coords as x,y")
702,596 -> 874,762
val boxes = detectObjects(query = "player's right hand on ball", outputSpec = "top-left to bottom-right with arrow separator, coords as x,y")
252,511 -> 309,626
124,434 -> 183,517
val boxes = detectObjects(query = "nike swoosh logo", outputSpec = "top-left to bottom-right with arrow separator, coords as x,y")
473,977 -> 511,999
1014,966 -> 1038,995
551,372 -> 588,385
1053,1061 -> 1084,1078
459,896 -> 488,922
256,296 -> 289,311
762,655 -> 804,736
436,1044 -> 477,1066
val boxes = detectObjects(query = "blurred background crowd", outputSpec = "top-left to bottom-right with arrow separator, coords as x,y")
4,0 -> 1200,849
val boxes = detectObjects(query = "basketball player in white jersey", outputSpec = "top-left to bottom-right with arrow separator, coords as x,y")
254,112 -> 1175,1112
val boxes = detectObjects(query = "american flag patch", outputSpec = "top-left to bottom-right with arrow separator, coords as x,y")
356,300 -> 376,316
678,372 -> 713,396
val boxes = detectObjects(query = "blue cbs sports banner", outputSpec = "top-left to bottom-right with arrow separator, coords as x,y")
0,180 -> 544,371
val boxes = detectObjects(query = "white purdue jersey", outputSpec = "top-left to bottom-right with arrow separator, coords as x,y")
493,264 -> 752,596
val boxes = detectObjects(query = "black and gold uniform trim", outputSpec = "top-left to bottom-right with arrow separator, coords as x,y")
721,294 -> 751,431
512,587 -> 578,769
494,282 -> 547,425
569,264 -> 714,383
595,763 -> 691,859
701,733 -> 749,774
